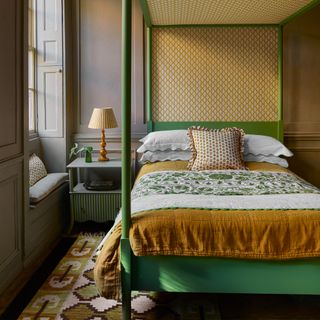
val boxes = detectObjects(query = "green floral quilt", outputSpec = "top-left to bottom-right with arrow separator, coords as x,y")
132,170 -> 320,200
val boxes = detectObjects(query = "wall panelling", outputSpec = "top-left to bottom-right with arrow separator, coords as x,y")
0,0 -> 23,162
283,5 -> 320,187
0,161 -> 23,293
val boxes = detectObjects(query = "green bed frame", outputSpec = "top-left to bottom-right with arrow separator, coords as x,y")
120,1 -> 320,319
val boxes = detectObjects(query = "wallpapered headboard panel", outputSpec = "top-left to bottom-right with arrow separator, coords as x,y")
151,27 -> 280,122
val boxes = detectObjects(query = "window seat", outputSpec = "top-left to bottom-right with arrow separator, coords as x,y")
25,148 -> 69,267
26,173 -> 69,265
30,173 -> 68,205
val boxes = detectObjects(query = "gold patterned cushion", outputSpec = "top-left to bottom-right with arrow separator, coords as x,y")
187,127 -> 246,171
29,153 -> 48,187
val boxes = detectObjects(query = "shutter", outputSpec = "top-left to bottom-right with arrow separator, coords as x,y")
37,0 -> 64,137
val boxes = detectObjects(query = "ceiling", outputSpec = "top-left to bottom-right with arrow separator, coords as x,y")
142,0 -> 318,25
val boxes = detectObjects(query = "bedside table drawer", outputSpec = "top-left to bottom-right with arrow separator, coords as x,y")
71,192 -> 121,222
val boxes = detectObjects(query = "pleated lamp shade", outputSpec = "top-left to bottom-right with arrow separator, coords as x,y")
88,107 -> 118,129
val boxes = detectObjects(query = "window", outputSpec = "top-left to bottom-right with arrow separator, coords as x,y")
28,0 -> 64,138
28,0 -> 36,133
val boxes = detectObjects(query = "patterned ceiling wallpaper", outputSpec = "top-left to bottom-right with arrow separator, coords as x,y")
152,27 -> 279,122
146,0 -> 311,25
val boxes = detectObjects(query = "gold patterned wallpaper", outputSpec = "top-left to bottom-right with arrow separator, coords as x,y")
146,0 -> 312,25
152,27 -> 279,122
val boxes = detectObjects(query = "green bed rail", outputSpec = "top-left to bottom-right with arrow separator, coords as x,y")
132,254 -> 320,295
148,121 -> 283,141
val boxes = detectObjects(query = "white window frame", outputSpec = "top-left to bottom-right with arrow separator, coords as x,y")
28,0 -> 37,134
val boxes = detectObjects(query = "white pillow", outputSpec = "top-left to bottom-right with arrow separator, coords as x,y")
138,131 -> 293,158
137,130 -> 189,152
244,134 -> 293,157
244,154 -> 289,168
139,150 -> 289,168
139,150 -> 192,164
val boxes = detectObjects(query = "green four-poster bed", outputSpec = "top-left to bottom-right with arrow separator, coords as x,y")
96,1 -> 320,319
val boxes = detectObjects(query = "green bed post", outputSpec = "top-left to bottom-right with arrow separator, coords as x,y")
121,0 -> 132,319
278,25 -> 284,142
147,27 -> 153,132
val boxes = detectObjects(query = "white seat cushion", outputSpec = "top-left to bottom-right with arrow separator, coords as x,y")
30,173 -> 68,204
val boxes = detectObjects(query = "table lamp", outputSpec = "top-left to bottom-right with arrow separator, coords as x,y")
88,107 -> 118,161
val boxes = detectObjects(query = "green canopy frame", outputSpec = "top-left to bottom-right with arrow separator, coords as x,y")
120,1 -> 320,318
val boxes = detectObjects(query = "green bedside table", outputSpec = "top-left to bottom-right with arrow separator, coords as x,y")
67,157 -> 123,232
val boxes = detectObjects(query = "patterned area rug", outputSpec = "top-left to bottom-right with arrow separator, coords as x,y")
19,234 -> 221,319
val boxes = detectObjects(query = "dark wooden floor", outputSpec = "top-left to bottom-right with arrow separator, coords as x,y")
218,294 -> 320,319
0,236 -> 75,320
2,221 -> 320,320
0,221 -> 110,320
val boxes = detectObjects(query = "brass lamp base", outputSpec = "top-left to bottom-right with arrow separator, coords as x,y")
99,155 -> 109,162
99,129 -> 109,161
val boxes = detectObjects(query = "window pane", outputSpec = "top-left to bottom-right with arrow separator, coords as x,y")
29,89 -> 35,132
28,49 -> 34,88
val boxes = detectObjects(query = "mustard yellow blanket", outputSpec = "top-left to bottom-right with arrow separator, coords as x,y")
94,162 -> 320,299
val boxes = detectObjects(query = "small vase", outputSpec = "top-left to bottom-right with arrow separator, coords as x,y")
85,151 -> 92,163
